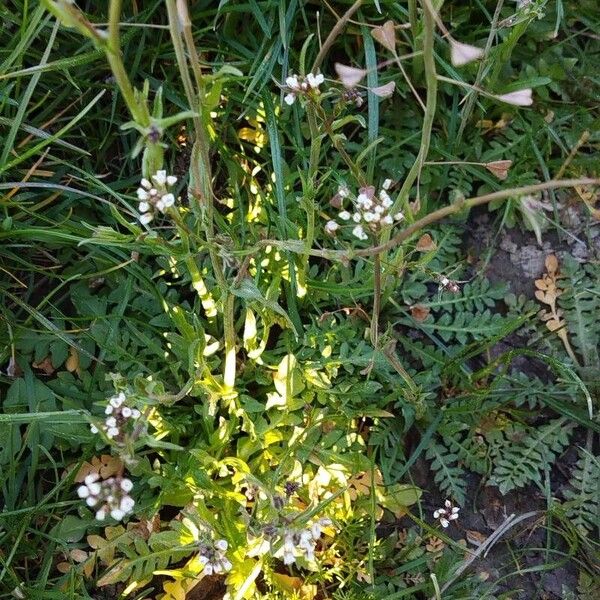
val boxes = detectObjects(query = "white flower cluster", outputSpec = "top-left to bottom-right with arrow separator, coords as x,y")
137,170 -> 177,225
326,180 -> 404,241
284,72 -> 324,105
433,499 -> 460,528
77,473 -> 135,521
198,539 -> 232,575
90,392 -> 141,440
277,518 -> 332,565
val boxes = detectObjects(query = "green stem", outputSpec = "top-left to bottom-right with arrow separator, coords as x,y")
165,0 -> 236,396
107,0 -> 149,126
388,0 -> 437,221
371,254 -> 381,348
455,0 -> 505,143
302,103 -> 321,271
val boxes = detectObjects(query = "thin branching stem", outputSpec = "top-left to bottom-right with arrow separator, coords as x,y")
256,179 -> 600,261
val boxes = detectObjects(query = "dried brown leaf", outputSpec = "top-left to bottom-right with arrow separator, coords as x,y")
485,160 -> 512,180
65,348 -> 79,372
32,356 -> 55,375
416,233 -> 436,252
410,304 -> 430,322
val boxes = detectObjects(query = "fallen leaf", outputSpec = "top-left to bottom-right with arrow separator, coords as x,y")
65,348 -> 79,372
410,304 -> 430,322
485,159 -> 512,180
32,356 -> 55,375
70,548 -> 88,562
466,529 -> 487,546
75,455 -> 124,482
56,562 -> 72,574
416,233 -> 436,251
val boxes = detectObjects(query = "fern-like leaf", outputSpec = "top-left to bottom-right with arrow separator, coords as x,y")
489,418 -> 574,494
425,442 -> 467,505
563,446 -> 600,537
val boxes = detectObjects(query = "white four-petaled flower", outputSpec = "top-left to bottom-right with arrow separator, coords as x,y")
137,170 -> 178,225
77,475 -> 135,522
283,72 -> 325,105
433,499 -> 460,528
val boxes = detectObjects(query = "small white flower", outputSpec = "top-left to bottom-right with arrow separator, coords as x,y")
310,522 -> 322,539
131,409 -> 141,419
374,205 -> 384,215
105,405 -> 113,415
338,210 -> 351,221
285,75 -> 300,90
138,201 -> 150,213
139,212 -> 154,225
352,212 -> 362,223
382,215 -> 393,225
161,193 -> 175,209
394,212 -> 404,221
137,188 -> 149,200
140,178 -> 151,190
215,539 -> 228,552
85,474 -> 99,485
325,220 -> 339,234
283,534 -> 295,554
86,496 -> 97,507
105,416 -> 116,427
156,198 -> 166,212
198,555 -> 209,566
495,88 -> 533,106
306,72 -> 324,88
87,482 -> 101,495
382,179 -> 392,190
121,406 -> 132,418
110,508 -> 125,521
434,499 -> 460,528
284,93 -> 296,106
166,175 -> 177,186
120,496 -> 135,512
90,425 -> 99,434
221,558 -> 233,572
356,193 -> 369,207
96,508 -> 107,520
283,551 -> 296,565
203,563 -> 214,575
77,485 -> 90,498
450,40 -> 485,67
338,186 -> 349,198
107,426 -> 119,438
152,170 -> 167,186
352,225 -> 368,240
363,212 -> 375,223
111,393 -> 125,407
120,478 -> 133,492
